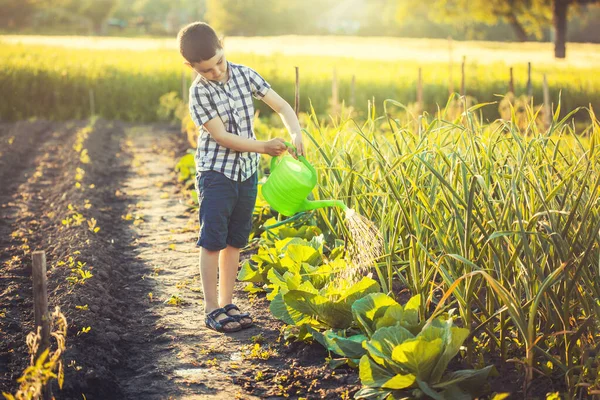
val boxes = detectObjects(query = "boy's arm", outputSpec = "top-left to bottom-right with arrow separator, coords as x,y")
261,89 -> 305,156
203,117 -> 287,156
189,84 -> 286,156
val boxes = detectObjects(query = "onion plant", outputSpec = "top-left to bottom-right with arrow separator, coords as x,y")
303,96 -> 600,396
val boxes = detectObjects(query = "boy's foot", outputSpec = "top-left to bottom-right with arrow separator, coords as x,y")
223,304 -> 253,329
205,308 -> 242,333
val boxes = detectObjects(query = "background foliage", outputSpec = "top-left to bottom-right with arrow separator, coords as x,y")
1,0 -> 599,44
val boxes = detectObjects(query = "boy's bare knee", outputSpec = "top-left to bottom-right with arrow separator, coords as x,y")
200,247 -> 220,256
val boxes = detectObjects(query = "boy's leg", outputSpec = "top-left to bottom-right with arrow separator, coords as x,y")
199,247 -> 241,331
221,173 -> 258,325
196,170 -> 241,331
218,245 -> 240,306
199,247 -> 220,312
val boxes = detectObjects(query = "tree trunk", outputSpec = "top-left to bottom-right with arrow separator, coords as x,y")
506,13 -> 528,42
553,0 -> 569,58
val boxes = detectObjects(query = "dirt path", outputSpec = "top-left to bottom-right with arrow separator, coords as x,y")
1,120 -> 359,400
112,125 -> 277,399
97,125 -> 359,400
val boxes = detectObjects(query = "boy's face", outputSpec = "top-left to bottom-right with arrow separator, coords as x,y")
187,49 -> 228,83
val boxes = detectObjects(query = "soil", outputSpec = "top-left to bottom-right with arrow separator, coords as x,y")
0,120 -> 359,400
0,119 -> 574,400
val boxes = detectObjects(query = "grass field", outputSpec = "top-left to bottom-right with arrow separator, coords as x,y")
3,34 -> 600,67
1,35 -> 598,123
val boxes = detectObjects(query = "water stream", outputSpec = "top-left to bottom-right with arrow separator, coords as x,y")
341,208 -> 384,281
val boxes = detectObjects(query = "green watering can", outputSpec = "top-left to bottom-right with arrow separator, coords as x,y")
261,143 -> 346,224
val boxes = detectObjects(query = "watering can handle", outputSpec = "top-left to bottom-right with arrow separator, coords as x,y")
283,141 -> 297,157
270,142 -> 315,179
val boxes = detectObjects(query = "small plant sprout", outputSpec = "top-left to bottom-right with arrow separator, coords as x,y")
251,334 -> 265,344
164,295 -> 183,306
77,326 -> 91,335
254,370 -> 265,382
87,218 -> 100,233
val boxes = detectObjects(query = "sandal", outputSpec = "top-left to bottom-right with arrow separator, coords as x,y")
205,308 -> 242,333
223,304 -> 253,329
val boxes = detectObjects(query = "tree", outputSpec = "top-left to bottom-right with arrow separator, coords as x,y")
79,0 -> 118,34
396,0 -> 600,58
0,0 -> 38,28
205,0 -> 335,36
396,0 -> 550,42
553,0 -> 599,58
38,0 -> 117,34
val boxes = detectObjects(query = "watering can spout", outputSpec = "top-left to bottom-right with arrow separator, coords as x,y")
300,199 -> 347,212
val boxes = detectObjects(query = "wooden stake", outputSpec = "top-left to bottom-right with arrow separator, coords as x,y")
543,73 -> 552,130
294,66 -> 299,116
527,62 -> 533,97
32,251 -> 53,400
350,75 -> 356,108
448,36 -> 454,95
32,251 -> 50,359
509,67 -> 514,94
461,56 -> 466,97
417,67 -> 423,111
332,68 -> 339,114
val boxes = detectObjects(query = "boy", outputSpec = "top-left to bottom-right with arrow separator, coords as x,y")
177,22 -> 304,333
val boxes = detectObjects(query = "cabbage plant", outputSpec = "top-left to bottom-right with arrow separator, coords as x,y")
270,272 -> 380,330
353,295 -> 496,399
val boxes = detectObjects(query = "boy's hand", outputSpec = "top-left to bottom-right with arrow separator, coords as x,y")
264,138 -> 287,156
292,133 -> 304,157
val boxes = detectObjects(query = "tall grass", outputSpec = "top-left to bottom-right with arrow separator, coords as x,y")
1,42 -> 599,123
298,97 -> 599,395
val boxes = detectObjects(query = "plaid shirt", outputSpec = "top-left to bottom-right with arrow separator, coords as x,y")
189,61 -> 271,181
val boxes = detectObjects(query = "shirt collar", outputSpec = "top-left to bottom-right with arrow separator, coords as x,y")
199,61 -> 233,88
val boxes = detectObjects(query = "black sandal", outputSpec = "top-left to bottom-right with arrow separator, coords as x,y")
205,308 -> 242,333
223,304 -> 253,329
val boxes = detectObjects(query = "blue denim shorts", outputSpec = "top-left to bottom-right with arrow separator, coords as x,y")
196,170 -> 258,251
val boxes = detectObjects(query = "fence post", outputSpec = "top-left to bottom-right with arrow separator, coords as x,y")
509,67 -> 514,94
350,75 -> 356,108
32,251 -> 51,399
417,67 -> 423,112
527,62 -> 533,97
543,74 -> 552,130
448,36 -> 454,96
294,66 -> 300,117
332,68 -> 339,115
461,56 -> 466,97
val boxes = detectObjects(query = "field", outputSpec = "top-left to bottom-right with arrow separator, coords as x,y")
1,35 -> 599,123
3,35 -> 600,66
1,35 -> 599,400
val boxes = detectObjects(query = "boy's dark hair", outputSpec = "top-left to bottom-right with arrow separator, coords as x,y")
177,22 -> 222,64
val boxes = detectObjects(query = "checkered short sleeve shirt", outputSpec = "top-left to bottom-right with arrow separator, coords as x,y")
188,62 -> 271,182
